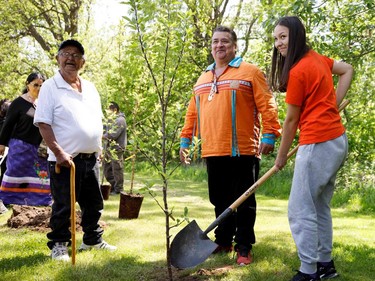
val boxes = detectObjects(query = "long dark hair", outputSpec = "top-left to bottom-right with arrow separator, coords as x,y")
21,72 -> 46,94
270,16 -> 310,92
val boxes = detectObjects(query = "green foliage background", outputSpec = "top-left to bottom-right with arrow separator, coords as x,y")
0,0 -> 373,203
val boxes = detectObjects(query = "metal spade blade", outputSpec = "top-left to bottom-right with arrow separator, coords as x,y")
170,220 -> 218,269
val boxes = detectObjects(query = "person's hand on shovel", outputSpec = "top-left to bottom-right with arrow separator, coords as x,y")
275,153 -> 288,172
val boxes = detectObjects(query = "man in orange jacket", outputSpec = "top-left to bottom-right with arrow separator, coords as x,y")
180,26 -> 281,266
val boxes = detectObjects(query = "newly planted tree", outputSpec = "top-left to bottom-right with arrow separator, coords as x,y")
123,1 -> 195,278
121,0 -> 277,279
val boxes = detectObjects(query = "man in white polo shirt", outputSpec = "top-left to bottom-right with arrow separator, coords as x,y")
34,39 -> 116,261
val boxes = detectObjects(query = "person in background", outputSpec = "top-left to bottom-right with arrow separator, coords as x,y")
180,26 -> 281,266
34,39 -> 116,262
0,73 -> 52,206
0,99 -> 11,182
0,98 -> 11,214
270,16 -> 353,281
103,101 -> 127,195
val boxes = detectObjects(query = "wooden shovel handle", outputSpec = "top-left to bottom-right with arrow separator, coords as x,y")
229,99 -> 350,210
203,100 -> 350,235
230,99 -> 350,210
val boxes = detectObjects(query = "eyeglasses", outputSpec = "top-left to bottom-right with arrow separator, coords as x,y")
32,83 -> 42,88
59,52 -> 83,59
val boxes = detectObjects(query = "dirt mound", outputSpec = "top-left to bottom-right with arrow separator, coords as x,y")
7,205 -> 52,231
6,205 -> 107,232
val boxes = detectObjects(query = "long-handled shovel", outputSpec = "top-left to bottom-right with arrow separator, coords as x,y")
55,161 -> 76,265
170,100 -> 350,269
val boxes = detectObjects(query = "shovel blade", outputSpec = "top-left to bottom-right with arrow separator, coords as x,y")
170,220 -> 218,269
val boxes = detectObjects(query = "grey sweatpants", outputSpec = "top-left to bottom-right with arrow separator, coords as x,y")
288,133 -> 348,274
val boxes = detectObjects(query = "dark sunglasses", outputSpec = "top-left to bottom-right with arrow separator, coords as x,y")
32,83 -> 43,88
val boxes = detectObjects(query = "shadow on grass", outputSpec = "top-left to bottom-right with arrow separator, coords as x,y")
2,240 -> 374,281
1,224 -> 373,280
51,256 -> 198,281
1,167 -> 373,281
332,242 -> 375,281
170,233 -> 375,281
1,253 -> 49,272
174,234 -> 297,281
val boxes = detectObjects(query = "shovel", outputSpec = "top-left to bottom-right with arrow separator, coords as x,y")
170,100 -> 350,269
55,161 -> 76,265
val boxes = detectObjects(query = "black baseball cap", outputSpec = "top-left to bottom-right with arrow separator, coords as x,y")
58,39 -> 85,55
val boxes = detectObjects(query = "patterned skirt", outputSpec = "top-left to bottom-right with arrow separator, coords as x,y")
0,138 -> 52,206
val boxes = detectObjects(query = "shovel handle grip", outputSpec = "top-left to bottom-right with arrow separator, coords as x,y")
226,99 -> 350,212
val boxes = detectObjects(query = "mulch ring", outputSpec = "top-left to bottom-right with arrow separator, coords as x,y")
6,205 -> 106,232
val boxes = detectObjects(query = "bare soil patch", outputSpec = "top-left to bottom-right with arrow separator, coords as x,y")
6,205 -> 106,232
150,266 -> 234,280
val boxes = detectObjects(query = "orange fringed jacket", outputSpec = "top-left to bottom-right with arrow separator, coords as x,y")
180,57 -> 281,158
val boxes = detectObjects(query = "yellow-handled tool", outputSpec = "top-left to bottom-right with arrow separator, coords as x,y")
55,161 -> 76,265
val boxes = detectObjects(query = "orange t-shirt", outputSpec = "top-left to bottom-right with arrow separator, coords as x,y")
286,50 -> 345,145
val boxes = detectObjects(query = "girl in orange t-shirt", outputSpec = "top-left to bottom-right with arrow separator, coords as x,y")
270,16 -> 353,281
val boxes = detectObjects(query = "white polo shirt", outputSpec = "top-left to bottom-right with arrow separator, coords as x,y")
34,71 -> 103,161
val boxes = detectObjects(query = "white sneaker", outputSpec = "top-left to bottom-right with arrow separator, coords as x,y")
51,242 -> 70,261
78,240 -> 117,252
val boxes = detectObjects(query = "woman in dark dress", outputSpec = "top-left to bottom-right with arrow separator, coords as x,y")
0,72 -> 52,206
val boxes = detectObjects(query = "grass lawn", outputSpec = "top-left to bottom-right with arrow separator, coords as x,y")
0,170 -> 374,281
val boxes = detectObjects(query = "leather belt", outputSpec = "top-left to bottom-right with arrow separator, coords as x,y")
76,153 -> 96,159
